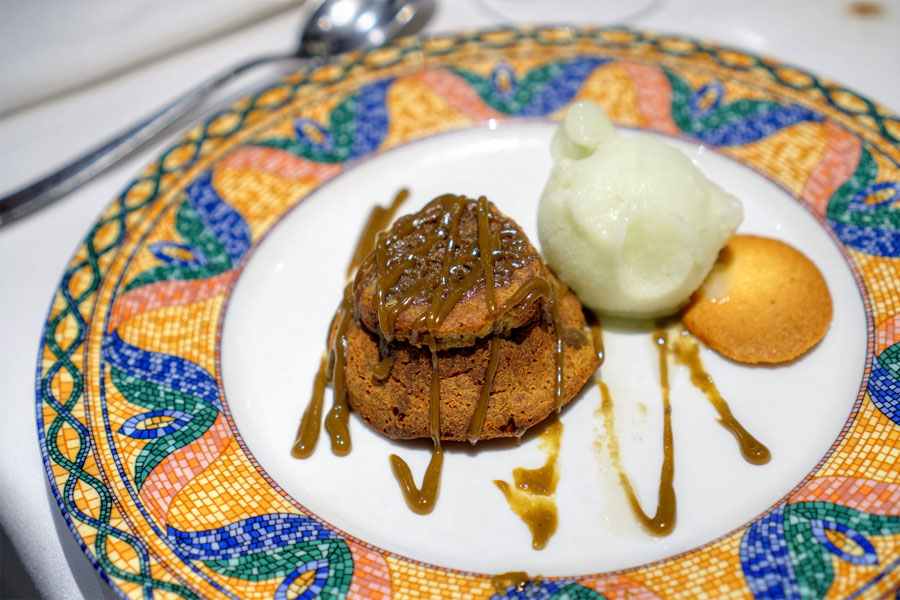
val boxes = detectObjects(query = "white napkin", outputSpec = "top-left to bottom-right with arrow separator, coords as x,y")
0,0 -> 304,116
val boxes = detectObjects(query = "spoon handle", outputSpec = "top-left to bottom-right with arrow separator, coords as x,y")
0,53 -> 299,227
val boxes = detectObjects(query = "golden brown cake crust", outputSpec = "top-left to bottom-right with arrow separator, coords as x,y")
681,235 -> 833,364
344,281 -> 600,441
353,196 -> 543,349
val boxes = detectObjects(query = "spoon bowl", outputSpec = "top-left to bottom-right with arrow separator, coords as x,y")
300,0 -> 427,57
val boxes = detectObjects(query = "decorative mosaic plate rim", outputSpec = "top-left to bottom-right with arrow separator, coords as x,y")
36,26 -> 900,599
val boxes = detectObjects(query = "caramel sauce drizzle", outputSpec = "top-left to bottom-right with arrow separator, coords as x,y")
490,572 -> 542,595
468,336 -> 501,443
595,328 -> 677,537
469,276 -> 564,443
585,310 -> 605,366
511,419 -> 562,496
598,367 -> 676,536
347,188 -> 409,277
671,332 -> 771,465
389,347 -> 445,514
373,357 -> 393,380
291,356 -> 328,458
293,191 -> 408,457
636,328 -> 677,536
467,196 -> 503,442
494,418 -> 563,549
597,328 -> 676,537
476,196 -> 499,312
389,449 -> 444,515
376,197 -> 463,513
597,324 -> 771,537
499,276 -> 565,406
323,285 -> 354,456
291,286 -> 354,457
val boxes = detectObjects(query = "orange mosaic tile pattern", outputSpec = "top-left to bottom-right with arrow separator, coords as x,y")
36,27 -> 899,599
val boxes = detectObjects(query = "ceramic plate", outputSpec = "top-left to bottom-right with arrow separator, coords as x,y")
37,27 -> 900,599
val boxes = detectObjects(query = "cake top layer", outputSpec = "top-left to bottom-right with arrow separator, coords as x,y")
354,194 -> 543,348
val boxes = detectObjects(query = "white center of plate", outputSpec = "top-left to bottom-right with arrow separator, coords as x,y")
221,122 -> 867,576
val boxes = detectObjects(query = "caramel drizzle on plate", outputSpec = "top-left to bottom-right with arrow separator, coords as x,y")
670,331 -> 771,465
596,322 -> 770,537
585,309 -> 605,366
493,417 -> 563,549
291,356 -> 328,459
597,328 -> 677,537
291,285 -> 355,458
347,188 -> 409,277
490,572 -> 542,595
292,190 -> 408,459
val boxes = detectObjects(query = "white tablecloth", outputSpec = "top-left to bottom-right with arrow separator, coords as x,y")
0,0 -> 304,115
1,1 -> 897,597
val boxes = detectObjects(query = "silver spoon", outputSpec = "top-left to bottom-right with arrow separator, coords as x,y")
0,0 -> 432,226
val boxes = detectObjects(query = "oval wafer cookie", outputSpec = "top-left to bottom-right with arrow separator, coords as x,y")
681,235 -> 832,364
